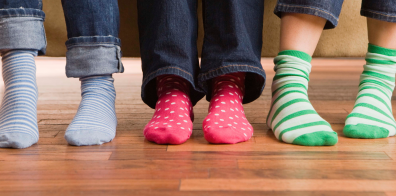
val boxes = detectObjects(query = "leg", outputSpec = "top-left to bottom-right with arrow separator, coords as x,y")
267,0 -> 344,146
0,0 -> 46,148
200,0 -> 265,144
138,0 -> 204,144
344,0 -> 396,139
61,0 -> 122,146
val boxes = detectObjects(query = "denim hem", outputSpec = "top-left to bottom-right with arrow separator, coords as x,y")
361,9 -> 396,23
65,43 -> 124,78
274,3 -> 339,29
198,64 -> 266,104
66,36 -> 121,48
0,16 -> 46,55
0,8 -> 45,19
142,66 -> 205,109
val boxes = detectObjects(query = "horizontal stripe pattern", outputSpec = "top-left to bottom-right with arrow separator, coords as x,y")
0,50 -> 39,149
344,46 -> 396,139
65,75 -> 117,146
267,51 -> 337,146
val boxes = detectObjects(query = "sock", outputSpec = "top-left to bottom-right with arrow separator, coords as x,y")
203,72 -> 253,144
65,75 -> 117,146
0,50 -> 39,149
344,44 -> 396,139
143,75 -> 193,144
267,50 -> 338,146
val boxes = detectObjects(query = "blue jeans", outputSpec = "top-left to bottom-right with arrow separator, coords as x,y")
0,0 -> 46,55
61,0 -> 124,78
274,0 -> 396,29
138,0 -> 266,108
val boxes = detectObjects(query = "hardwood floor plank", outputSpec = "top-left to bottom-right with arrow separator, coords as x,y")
0,191 -> 386,196
0,179 -> 180,191
180,179 -> 396,191
0,152 -> 112,161
238,160 -> 396,170
0,169 -> 208,180
0,160 -> 237,171
209,169 -> 396,180
110,150 -> 390,160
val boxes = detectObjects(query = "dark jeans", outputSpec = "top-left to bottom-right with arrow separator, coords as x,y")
138,0 -> 266,108
274,0 -> 396,29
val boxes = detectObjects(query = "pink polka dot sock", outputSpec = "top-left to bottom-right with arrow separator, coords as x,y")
143,75 -> 193,144
203,72 -> 253,144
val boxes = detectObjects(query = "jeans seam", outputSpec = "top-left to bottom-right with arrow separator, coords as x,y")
200,64 -> 264,78
0,14 -> 43,17
277,3 -> 339,22
144,66 -> 193,83
66,42 -> 120,47
361,9 -> 396,18
70,35 -> 119,38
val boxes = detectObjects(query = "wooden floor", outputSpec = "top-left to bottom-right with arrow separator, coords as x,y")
1,58 -> 395,196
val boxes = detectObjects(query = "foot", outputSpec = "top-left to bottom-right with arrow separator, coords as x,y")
344,44 -> 396,139
267,50 -> 338,146
0,50 -> 39,149
143,75 -> 193,144
203,73 -> 253,144
65,75 -> 117,146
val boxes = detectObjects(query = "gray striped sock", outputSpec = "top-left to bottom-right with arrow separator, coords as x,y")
65,75 -> 117,146
0,50 -> 39,149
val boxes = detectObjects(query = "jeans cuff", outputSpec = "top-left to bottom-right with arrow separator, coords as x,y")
65,36 -> 124,78
274,3 -> 339,29
361,9 -> 396,23
198,64 -> 266,104
0,9 -> 46,55
141,66 -> 205,109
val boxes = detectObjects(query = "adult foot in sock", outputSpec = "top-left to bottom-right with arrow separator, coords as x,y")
344,44 -> 396,138
267,51 -> 338,146
143,75 -> 193,144
0,50 -> 39,149
65,75 -> 117,146
203,72 -> 253,144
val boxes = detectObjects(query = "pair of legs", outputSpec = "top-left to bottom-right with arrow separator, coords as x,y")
0,0 -> 121,148
139,0 -> 266,144
268,0 -> 396,146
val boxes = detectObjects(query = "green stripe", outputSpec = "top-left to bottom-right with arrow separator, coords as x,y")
273,110 -> 318,131
273,73 -> 309,81
274,61 -> 310,78
365,58 -> 395,65
354,103 -> 395,122
270,99 -> 310,125
362,71 -> 395,82
277,50 -> 312,63
356,93 -> 392,113
368,43 -> 396,56
359,86 -> 388,98
346,113 -> 396,129
359,79 -> 393,92
278,121 -> 331,142
266,90 -> 307,124
272,83 -> 307,96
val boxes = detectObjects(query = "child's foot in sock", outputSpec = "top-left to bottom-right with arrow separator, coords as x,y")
203,73 -> 253,144
267,51 -> 338,146
344,44 -> 396,139
0,50 -> 39,149
144,75 -> 193,144
65,75 -> 117,146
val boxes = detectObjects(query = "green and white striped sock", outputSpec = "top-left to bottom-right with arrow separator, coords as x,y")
266,50 -> 338,146
344,44 -> 396,139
